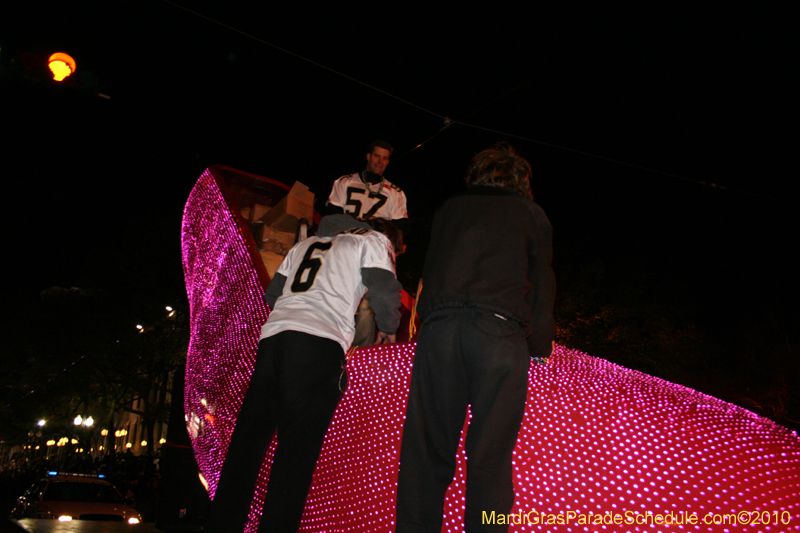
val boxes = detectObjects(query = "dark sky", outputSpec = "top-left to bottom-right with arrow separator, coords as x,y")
2,2 -> 798,343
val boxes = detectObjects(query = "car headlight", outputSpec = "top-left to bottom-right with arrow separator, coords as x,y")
127,517 -> 140,525
57,515 -> 73,522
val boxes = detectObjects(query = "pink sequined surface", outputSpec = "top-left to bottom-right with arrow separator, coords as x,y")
182,169 -> 800,532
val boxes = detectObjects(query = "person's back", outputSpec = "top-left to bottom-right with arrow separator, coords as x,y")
263,222 -> 400,352
418,187 -> 553,354
396,143 -> 555,532
207,214 -> 401,533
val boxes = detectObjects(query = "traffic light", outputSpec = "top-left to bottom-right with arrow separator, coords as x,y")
47,52 -> 76,81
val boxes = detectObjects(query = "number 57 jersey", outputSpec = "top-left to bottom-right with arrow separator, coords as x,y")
260,224 -> 399,353
327,173 -> 408,220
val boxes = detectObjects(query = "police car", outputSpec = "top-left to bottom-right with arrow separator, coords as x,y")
10,472 -> 142,524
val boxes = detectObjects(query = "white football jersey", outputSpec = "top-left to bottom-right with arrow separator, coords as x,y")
260,229 -> 396,353
327,173 -> 408,220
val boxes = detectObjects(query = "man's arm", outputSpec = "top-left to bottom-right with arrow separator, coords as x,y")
362,267 -> 402,338
326,204 -> 346,216
264,273 -> 287,310
526,217 -> 556,360
390,189 -> 409,220
327,176 -> 348,212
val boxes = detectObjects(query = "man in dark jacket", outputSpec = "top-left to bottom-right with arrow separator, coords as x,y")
396,143 -> 555,532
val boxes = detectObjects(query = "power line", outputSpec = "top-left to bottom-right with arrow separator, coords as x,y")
158,0 -> 447,121
157,0 -> 795,206
450,119 -> 795,204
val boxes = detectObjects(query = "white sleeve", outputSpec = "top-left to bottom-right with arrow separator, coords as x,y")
361,232 -> 396,273
390,190 -> 408,219
327,177 -> 347,207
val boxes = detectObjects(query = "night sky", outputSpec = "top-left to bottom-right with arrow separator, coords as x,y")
2,2 -> 798,408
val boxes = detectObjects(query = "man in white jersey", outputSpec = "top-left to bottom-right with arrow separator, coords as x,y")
327,140 -> 408,222
327,140 -> 408,347
204,214 -> 402,533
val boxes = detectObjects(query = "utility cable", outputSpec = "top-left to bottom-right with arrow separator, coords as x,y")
158,0 -> 447,121
158,0 -> 795,206
452,119 -> 795,204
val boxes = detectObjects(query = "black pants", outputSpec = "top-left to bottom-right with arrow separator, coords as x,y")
204,331 -> 344,533
396,309 -> 531,533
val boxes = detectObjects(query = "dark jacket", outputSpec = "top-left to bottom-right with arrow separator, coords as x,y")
417,186 -> 555,359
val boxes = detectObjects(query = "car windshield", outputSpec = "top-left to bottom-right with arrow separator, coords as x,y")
41,482 -> 123,504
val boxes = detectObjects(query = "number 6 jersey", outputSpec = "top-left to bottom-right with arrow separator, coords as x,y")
260,215 -> 402,353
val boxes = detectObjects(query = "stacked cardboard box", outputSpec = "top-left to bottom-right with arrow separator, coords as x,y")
244,182 -> 315,278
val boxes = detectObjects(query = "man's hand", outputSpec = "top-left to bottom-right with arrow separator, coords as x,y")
376,331 -> 397,345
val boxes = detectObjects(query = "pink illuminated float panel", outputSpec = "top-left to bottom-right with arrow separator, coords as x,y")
183,168 -> 800,532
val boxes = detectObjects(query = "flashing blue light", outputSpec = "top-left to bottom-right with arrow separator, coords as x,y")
98,474 -> 105,478
47,471 -> 58,476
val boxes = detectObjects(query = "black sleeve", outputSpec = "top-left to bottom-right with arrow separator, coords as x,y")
264,273 -> 287,310
525,218 -> 556,359
326,204 -> 346,216
361,267 -> 402,334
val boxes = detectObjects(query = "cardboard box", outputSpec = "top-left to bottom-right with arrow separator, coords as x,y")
260,182 -> 315,233
250,203 -> 271,221
259,251 -> 285,279
257,225 -> 296,248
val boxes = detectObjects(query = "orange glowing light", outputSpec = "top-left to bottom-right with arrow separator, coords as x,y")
48,52 -> 76,81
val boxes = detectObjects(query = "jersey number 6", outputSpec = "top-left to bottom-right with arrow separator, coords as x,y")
291,241 -> 333,292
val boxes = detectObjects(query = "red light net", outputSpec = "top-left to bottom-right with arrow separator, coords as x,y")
183,169 -> 800,531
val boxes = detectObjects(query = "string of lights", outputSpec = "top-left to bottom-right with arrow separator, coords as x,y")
182,167 -> 800,531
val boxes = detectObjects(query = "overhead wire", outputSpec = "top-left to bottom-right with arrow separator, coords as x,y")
158,0 -> 795,206
398,79 -> 532,159
158,0 -> 447,121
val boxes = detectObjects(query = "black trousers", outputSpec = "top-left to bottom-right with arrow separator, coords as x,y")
396,309 -> 531,533
204,331 -> 344,533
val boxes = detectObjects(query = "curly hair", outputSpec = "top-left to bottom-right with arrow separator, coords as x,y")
366,217 -> 404,255
466,142 -> 533,199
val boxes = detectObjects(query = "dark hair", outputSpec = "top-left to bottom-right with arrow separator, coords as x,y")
366,217 -> 404,254
466,142 -> 533,199
368,140 -> 394,156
